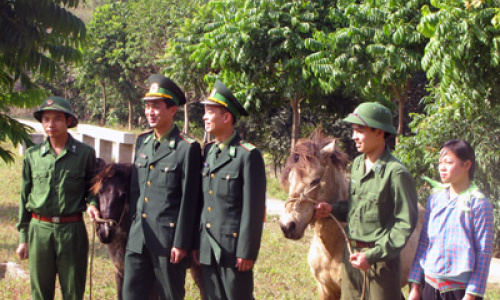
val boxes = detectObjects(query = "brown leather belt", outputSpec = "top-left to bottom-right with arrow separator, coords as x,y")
32,213 -> 83,224
349,239 -> 375,248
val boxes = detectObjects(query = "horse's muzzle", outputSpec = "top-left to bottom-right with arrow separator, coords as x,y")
97,223 -> 116,244
280,221 -> 303,240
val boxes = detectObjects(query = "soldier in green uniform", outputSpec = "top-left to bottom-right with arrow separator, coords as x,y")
121,75 -> 201,300
16,97 -> 97,300
193,80 -> 266,300
314,102 -> 418,300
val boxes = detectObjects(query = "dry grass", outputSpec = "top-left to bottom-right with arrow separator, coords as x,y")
1,142 -> 500,299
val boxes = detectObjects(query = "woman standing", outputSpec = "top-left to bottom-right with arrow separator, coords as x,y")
408,140 -> 494,300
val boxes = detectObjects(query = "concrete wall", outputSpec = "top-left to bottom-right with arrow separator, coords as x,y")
17,120 -> 136,163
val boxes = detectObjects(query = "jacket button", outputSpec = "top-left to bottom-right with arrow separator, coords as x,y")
137,163 -> 141,167
170,222 -> 175,228
145,197 -> 149,202
164,167 -> 169,172
207,207 -> 212,212
233,232 -> 238,238
147,181 -> 151,186
150,165 -> 154,170
226,174 -> 230,180
206,223 -> 211,228
142,213 -> 147,219
209,190 -> 214,195
211,173 -> 215,178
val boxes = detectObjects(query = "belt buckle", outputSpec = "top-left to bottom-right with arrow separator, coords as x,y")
351,240 -> 357,247
52,216 -> 60,223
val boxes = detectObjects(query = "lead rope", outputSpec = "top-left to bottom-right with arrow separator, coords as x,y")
89,221 -> 95,300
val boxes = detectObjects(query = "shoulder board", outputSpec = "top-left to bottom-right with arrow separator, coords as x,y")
239,140 -> 257,151
138,129 -> 154,137
179,133 -> 196,144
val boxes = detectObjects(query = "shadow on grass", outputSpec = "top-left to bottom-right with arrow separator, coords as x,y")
0,204 -> 19,223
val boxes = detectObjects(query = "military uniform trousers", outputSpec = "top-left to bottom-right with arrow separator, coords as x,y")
341,246 -> 401,300
201,255 -> 254,300
28,218 -> 88,300
123,245 -> 187,300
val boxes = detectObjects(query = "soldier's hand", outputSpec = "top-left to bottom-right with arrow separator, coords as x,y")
314,202 -> 332,219
86,205 -> 100,222
349,252 -> 370,271
235,257 -> 254,272
170,247 -> 187,264
191,249 -> 200,266
16,243 -> 28,260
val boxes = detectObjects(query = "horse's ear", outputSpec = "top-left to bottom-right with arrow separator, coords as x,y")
320,140 -> 336,155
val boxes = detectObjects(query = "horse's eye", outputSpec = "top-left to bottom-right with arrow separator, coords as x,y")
310,177 -> 321,186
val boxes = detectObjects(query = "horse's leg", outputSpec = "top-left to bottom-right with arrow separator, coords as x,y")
189,262 -> 206,300
116,271 -> 124,300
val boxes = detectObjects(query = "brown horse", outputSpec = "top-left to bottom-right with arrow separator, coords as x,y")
279,130 -> 424,300
90,160 -> 205,300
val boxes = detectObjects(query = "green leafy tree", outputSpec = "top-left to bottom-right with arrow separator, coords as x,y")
188,0 -> 340,150
397,0 -> 500,254
0,0 -> 86,162
305,0 -> 427,137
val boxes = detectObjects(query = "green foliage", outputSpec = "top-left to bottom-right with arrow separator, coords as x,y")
0,0 -> 86,163
305,0 -> 428,134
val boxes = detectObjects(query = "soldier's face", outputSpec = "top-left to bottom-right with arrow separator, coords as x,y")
41,111 -> 71,139
203,105 -> 230,135
351,124 -> 383,154
145,100 -> 176,133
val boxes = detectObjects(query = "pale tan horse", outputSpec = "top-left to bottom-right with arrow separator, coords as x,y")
279,130 -> 424,300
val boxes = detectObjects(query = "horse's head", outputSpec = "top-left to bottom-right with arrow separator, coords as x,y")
279,130 -> 349,240
91,162 -> 133,244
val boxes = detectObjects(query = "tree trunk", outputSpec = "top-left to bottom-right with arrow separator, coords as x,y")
128,100 -> 133,131
392,79 -> 411,144
184,93 -> 190,134
100,80 -> 107,126
290,98 -> 301,152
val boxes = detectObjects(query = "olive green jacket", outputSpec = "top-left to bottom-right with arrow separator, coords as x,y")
199,133 -> 266,267
332,148 -> 418,265
17,134 -> 97,243
127,125 -> 201,255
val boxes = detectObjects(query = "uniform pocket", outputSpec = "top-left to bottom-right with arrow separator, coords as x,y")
32,171 -> 50,195
157,217 -> 177,250
218,171 -> 241,198
135,158 -> 148,183
220,225 -> 239,255
158,162 -> 179,188
64,170 -> 85,194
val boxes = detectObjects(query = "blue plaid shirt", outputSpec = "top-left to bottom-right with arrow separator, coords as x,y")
408,184 -> 494,297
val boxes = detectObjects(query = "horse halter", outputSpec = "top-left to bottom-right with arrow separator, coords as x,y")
95,203 -> 129,239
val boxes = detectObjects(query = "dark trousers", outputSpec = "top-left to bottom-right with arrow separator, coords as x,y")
422,280 -> 483,300
201,260 -> 254,300
29,220 -> 88,300
341,246 -> 402,300
123,245 -> 187,300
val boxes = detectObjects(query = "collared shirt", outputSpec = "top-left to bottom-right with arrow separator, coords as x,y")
217,132 -> 236,152
408,184 -> 493,297
154,124 -> 175,144
17,134 -> 97,243
336,147 -> 418,264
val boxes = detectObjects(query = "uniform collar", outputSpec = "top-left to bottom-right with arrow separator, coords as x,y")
41,134 -> 77,156
154,124 -> 175,144
217,131 -> 236,151
357,147 -> 391,176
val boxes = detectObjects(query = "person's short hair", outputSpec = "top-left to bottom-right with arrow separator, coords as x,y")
164,98 -> 177,109
219,106 -> 235,125
441,139 -> 476,180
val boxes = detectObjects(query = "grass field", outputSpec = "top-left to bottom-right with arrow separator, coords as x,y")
1,143 -> 500,299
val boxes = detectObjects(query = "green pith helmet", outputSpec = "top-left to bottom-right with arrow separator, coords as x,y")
33,97 -> 78,128
142,74 -> 186,106
200,79 -> 249,119
343,102 -> 398,135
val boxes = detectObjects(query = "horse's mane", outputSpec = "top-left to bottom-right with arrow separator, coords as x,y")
281,129 -> 349,188
91,162 -> 133,196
